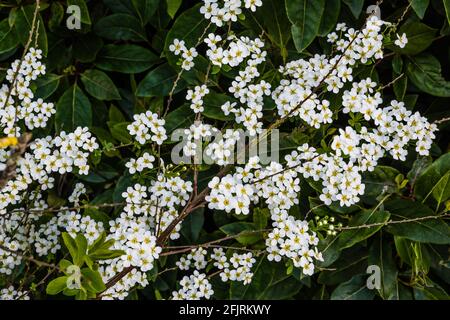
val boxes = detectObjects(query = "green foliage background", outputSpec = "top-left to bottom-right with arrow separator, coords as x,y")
0,0 -> 449,299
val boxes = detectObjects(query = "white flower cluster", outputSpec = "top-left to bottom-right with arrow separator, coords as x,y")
0,127 -> 98,214
100,175 -> 192,299
340,80 -> 436,159
172,271 -> 213,300
205,129 -> 241,165
273,18 -> 386,127
128,111 -> 167,145
186,85 -> 209,114
183,122 -> 218,157
0,207 -> 104,276
205,33 -> 269,135
68,182 -> 87,205
169,39 -> 198,71
0,48 -> 55,136
0,286 -> 30,300
200,0 -> 263,27
266,214 -> 322,276
176,247 -> 208,270
125,152 -> 155,174
99,214 -> 160,299
214,250 -> 255,285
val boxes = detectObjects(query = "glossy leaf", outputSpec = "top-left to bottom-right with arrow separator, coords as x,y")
55,84 -> 92,132
81,69 -> 121,101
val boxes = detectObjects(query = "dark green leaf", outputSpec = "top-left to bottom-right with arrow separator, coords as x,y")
0,19 -> 18,55
337,209 -> 391,249
409,0 -> 430,19
220,222 -> 261,245
318,0 -> 341,36
14,5 -> 48,55
385,199 -> 450,244
286,0 -> 325,52
166,0 -> 182,18
136,64 -> 186,97
34,73 -> 61,99
407,54 -> 450,97
392,21 -> 436,55
94,14 -> 147,42
368,235 -> 398,299
331,274 -> 376,300
342,0 -> 364,19
230,258 -> 301,299
95,44 -> 158,73
81,69 -> 121,101
55,84 -> 92,132
132,0 -> 159,24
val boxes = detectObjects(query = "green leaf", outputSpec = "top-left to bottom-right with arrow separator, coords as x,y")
55,84 -> 92,132
110,122 -> 132,144
62,232 -> 78,261
253,207 -> 270,230
393,75 -> 407,101
73,34 -> 103,63
94,14 -> 147,42
202,94 -> 236,121
164,3 -> 214,77
432,171 -> 450,206
444,0 -> 450,25
181,208 -> 204,242
286,0 -> 325,52
59,259 -> 72,272
164,103 -> 195,134
88,232 -> 106,253
73,234 -> 88,266
318,0 -> 341,36
409,0 -> 430,19
88,249 -> 124,260
362,166 -> 400,200
337,209 -> 391,249
331,274 -> 376,300
132,0 -> 159,24
81,268 -> 106,293
413,280 -> 449,299
253,0 -> 291,50
230,258 -> 302,299
220,222 -> 261,245
113,174 -> 133,203
95,44 -> 159,74
14,5 -> 48,55
342,0 -> 364,19
68,0 -> 91,25
415,153 -> 450,200
46,276 -> 68,295
385,199 -> 450,244
166,0 -> 182,18
136,64 -> 186,97
407,54 -> 450,97
318,248 -> 367,286
392,21 -> 437,55
81,69 -> 121,101
0,19 -> 18,55
34,73 -> 61,99
368,235 -> 398,300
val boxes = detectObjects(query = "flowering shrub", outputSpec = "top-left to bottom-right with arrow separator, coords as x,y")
0,0 -> 449,300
